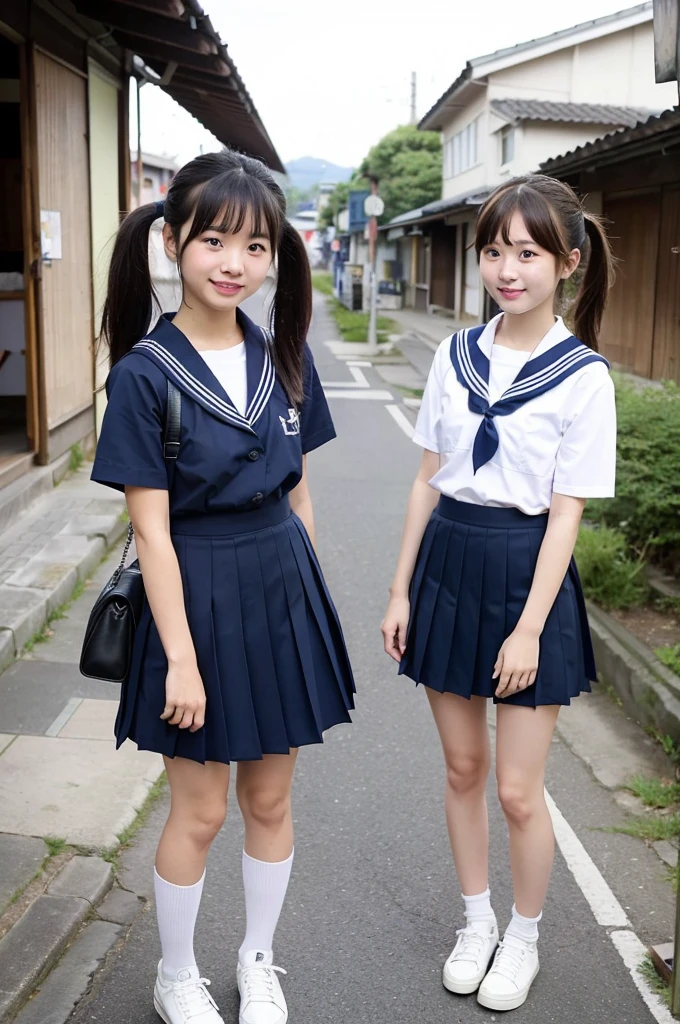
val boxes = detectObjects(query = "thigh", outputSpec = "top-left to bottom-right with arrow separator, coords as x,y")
236,750 -> 299,799
426,690 -> 490,767
164,756 -> 231,812
495,705 -> 560,790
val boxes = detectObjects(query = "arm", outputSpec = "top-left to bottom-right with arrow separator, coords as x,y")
382,449 -> 441,661
125,486 -> 205,731
494,492 -> 585,697
289,455 -> 316,546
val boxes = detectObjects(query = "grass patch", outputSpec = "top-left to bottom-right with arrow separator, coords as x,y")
311,271 -> 334,296
21,576 -> 90,655
625,774 -> 680,808
607,813 -> 680,842
68,443 -> 84,473
656,643 -> 680,678
101,773 -> 168,871
44,836 -> 68,857
395,385 -> 424,399
639,955 -> 671,1006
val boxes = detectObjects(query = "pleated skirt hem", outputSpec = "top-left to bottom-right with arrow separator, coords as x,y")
115,506 -> 355,764
399,497 -> 596,708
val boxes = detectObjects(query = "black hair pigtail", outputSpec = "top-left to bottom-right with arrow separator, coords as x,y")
573,214 -> 616,352
272,221 -> 312,406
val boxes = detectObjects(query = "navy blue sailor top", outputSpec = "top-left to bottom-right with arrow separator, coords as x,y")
91,308 -> 335,514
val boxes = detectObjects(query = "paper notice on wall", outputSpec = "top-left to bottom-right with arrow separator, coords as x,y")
40,210 -> 62,260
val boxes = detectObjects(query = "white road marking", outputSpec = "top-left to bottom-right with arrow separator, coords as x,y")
385,404 -> 415,439
46,697 -> 83,737
321,365 -> 371,389
546,790 -> 671,1024
324,389 -> 394,400
610,930 -> 676,1024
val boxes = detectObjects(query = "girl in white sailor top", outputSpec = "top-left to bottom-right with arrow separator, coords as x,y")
382,175 -> 616,1012
91,151 -> 354,1024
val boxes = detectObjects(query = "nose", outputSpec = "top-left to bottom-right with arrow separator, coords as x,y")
219,246 -> 244,276
498,257 -> 519,282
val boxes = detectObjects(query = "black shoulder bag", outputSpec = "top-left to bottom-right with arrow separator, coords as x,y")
80,380 -> 182,683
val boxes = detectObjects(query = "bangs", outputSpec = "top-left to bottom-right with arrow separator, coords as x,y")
182,169 -> 281,249
475,184 -> 569,258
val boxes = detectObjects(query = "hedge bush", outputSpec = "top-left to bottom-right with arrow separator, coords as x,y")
574,525 -> 648,610
583,378 -> 680,571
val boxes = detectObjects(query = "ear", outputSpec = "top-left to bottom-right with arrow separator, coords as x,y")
561,247 -> 581,280
162,223 -> 178,263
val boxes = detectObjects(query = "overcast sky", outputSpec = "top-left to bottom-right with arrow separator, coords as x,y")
134,0 -> 653,171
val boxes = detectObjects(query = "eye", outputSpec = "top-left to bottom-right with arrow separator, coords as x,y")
204,237 -> 222,248
483,247 -> 500,258
520,249 -> 537,259
248,242 -> 267,253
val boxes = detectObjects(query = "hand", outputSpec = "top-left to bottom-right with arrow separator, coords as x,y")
493,628 -> 540,698
161,659 -> 206,731
381,595 -> 410,663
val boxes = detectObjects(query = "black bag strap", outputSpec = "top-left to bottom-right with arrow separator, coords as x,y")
116,380 -> 182,578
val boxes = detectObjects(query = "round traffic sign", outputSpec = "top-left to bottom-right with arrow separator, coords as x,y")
364,195 -> 385,217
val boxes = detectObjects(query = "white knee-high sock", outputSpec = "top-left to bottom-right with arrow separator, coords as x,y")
505,904 -> 541,944
238,849 -> 294,964
154,867 -> 205,980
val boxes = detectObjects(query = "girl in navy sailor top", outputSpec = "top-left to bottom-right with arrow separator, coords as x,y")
382,175 -> 617,1012
91,150 -> 354,1024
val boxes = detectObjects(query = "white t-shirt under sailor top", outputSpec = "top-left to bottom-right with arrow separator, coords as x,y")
413,314 -> 617,515
197,342 -> 248,416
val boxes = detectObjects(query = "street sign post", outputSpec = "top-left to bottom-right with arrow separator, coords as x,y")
364,183 -> 382,356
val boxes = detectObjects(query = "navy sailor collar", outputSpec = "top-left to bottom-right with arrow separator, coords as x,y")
450,314 -> 609,473
132,307 -> 275,435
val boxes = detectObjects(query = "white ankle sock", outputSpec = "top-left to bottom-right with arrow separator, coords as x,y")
462,887 -> 496,924
238,849 -> 294,963
505,904 -> 541,944
154,866 -> 205,980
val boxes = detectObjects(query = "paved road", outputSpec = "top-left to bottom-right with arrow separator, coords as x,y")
68,297 -> 674,1024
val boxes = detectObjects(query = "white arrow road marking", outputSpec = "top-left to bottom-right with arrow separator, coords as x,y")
321,364 -> 371,389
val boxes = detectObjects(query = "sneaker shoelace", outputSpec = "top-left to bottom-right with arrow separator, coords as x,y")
241,964 -> 287,1005
489,940 -> 528,982
174,976 -> 219,1019
451,925 -> 489,964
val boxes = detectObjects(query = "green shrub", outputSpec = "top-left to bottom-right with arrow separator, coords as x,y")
311,271 -> 334,296
583,378 -> 680,570
656,643 -> 680,678
574,525 -> 648,610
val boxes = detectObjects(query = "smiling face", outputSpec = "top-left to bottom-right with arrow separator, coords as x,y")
479,210 -> 580,319
164,210 -> 273,313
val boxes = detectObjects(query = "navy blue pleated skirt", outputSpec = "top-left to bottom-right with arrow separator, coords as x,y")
399,496 -> 596,706
115,498 -> 355,763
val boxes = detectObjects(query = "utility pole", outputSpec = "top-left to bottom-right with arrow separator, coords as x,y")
364,179 -> 384,356
410,71 -> 417,125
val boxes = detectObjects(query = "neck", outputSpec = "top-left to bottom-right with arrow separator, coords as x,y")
171,299 -> 243,351
494,298 -> 556,352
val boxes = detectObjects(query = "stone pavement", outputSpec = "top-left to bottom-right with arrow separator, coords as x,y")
0,466 -> 164,1023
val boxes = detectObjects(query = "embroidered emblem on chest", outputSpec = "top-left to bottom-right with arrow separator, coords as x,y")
279,408 -> 300,436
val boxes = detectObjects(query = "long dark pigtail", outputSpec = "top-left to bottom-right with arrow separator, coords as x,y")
101,204 -> 161,366
572,213 -> 616,352
272,221 -> 312,406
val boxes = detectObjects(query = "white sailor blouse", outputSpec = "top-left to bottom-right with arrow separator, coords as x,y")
91,308 -> 335,513
413,314 -> 617,515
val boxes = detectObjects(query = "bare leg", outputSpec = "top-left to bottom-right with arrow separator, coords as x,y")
156,756 -> 230,884
495,704 -> 560,917
426,691 -> 491,896
236,750 -> 298,862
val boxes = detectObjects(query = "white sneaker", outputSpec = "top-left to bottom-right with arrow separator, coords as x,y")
443,920 -> 499,995
477,935 -> 540,1011
154,962 -> 224,1023
237,951 -> 288,1024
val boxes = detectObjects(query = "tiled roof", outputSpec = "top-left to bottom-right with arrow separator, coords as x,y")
419,3 -> 652,130
491,98 -> 651,128
382,186 -> 491,230
540,106 -> 680,173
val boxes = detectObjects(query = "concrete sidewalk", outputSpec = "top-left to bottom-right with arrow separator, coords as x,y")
0,465 -> 164,1023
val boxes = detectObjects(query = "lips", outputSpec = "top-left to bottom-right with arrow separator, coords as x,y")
498,288 -> 524,300
211,280 -> 243,296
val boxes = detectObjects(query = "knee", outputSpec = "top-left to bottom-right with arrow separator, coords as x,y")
237,786 -> 290,830
183,799 -> 228,849
497,782 -> 537,829
445,753 -> 488,796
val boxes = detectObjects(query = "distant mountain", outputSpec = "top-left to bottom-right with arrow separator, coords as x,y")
285,156 -> 354,190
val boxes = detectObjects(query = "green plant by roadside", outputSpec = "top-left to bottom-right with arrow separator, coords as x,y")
311,271 -> 334,296
584,378 -> 680,570
656,643 -> 680,678
311,277 -> 398,344
639,955 -> 671,1007
624,774 -> 680,808
575,525 -> 648,610
44,836 -> 68,857
101,773 -> 167,872
608,813 -> 680,842
68,443 -> 84,473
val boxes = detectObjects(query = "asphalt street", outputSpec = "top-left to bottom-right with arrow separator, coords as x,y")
67,296 -> 674,1024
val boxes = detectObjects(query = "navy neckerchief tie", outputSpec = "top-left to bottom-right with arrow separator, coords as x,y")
450,325 -> 609,474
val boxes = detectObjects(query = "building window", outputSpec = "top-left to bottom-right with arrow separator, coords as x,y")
445,116 -> 480,178
501,126 -> 515,165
